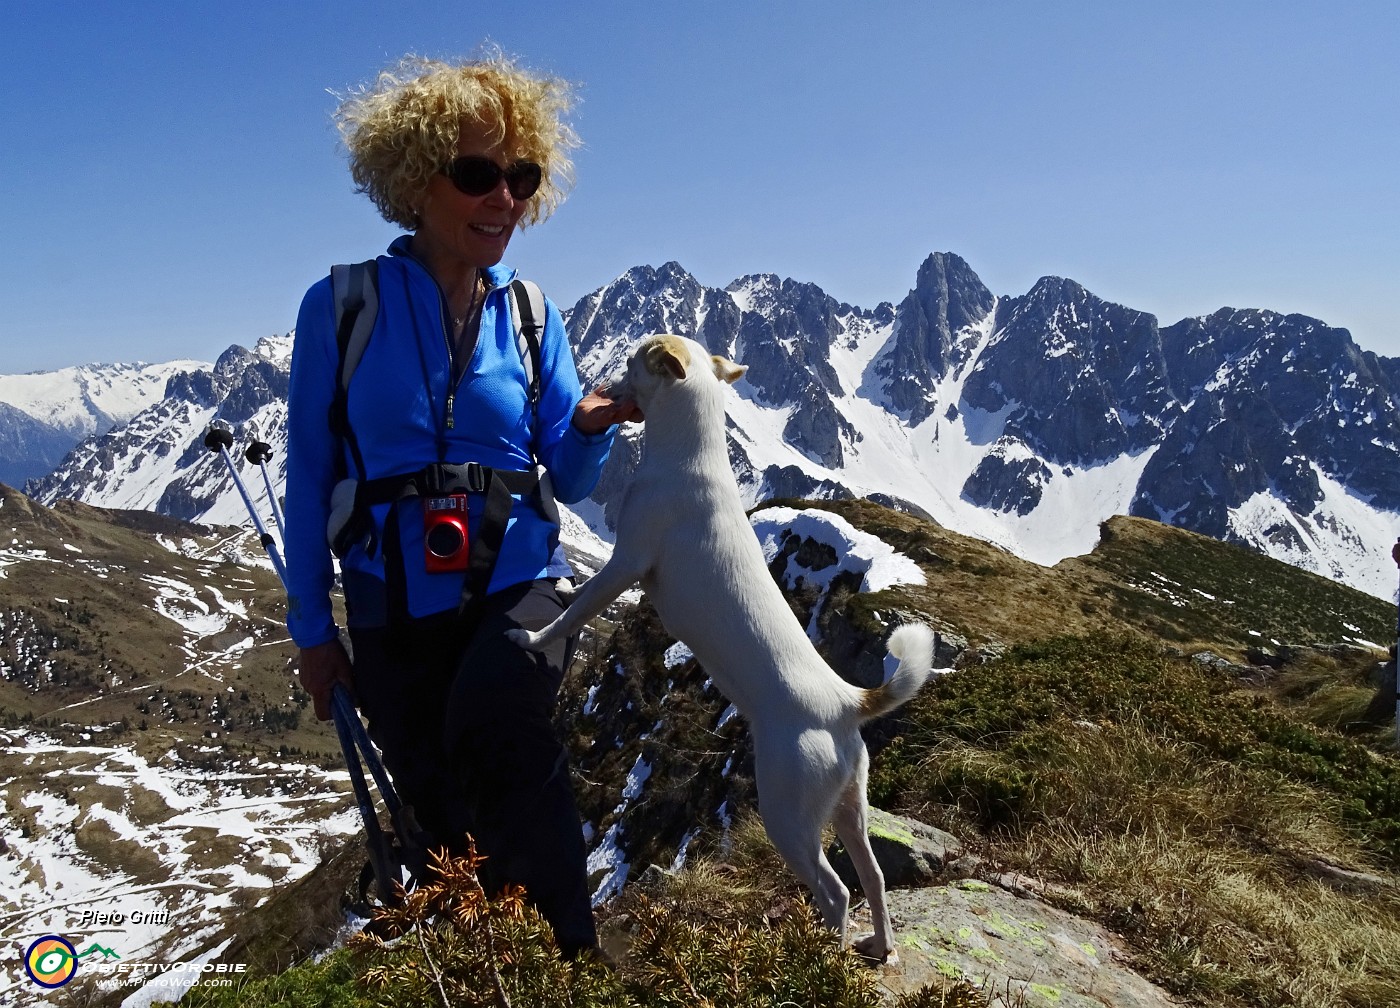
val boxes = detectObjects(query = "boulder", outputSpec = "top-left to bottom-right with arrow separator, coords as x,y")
869,880 -> 1182,1007
828,808 -> 962,891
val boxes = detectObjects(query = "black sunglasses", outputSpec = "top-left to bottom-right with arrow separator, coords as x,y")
440,156 -> 543,200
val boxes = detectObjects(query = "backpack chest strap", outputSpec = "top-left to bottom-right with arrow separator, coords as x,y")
357,462 -> 541,504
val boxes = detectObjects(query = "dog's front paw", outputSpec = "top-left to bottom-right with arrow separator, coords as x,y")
505,627 -> 545,651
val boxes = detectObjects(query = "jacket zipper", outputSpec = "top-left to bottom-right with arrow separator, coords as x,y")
439,295 -> 457,431
440,276 -> 498,432
395,245 -> 507,440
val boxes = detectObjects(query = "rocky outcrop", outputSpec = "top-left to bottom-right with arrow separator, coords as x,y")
961,439 -> 1054,515
823,807 -> 1183,1005
828,808 -> 963,891
872,883 -> 1182,1007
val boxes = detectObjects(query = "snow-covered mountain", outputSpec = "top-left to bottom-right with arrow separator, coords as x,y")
21,253 -> 1400,599
27,339 -> 289,526
571,255 -> 1400,599
0,357 -> 210,488
0,402 -> 72,489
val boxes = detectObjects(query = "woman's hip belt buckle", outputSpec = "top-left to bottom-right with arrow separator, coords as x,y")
325,462 -> 546,559
430,462 -> 488,495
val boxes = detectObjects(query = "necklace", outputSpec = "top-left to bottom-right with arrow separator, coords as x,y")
452,273 -> 485,331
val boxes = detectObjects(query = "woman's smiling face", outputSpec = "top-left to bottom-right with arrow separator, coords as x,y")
414,121 -> 531,271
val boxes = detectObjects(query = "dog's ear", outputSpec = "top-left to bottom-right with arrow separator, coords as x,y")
711,355 -> 747,385
646,338 -> 689,381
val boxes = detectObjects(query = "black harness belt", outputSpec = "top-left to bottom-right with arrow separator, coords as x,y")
341,462 -> 551,639
356,461 -> 542,501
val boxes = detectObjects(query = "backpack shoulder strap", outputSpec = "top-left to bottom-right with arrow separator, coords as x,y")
332,260 -> 380,395
507,278 -> 545,406
504,278 -> 559,527
328,259 -> 379,480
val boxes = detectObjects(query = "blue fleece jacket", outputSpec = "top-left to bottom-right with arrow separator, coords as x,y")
284,237 -> 614,648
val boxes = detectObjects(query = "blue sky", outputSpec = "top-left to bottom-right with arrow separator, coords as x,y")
2,1 -> 1396,373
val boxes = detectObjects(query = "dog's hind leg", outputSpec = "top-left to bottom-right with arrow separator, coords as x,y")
830,746 -> 895,962
763,811 -> 852,943
756,741 -> 852,943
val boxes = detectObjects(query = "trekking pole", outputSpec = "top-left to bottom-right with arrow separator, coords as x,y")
202,424 -> 288,589
202,423 -> 421,903
331,687 -> 403,906
333,687 -> 402,820
244,440 -> 287,547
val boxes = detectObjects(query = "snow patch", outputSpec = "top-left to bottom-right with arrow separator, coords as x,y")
751,506 -> 925,595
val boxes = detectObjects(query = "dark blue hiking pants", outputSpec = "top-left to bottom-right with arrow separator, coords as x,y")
348,579 -> 596,957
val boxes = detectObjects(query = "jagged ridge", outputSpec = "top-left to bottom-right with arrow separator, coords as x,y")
11,253 -> 1400,597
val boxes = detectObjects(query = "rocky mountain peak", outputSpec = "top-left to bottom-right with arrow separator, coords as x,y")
961,274 -> 1171,466
725,272 -> 784,306
880,252 -> 996,424
568,261 -> 741,381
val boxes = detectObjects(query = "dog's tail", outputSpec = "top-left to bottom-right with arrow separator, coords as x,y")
860,623 -> 937,721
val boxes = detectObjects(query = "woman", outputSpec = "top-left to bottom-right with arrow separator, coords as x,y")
284,53 -> 636,959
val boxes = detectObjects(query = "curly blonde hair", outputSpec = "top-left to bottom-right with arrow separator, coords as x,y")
335,51 -> 579,230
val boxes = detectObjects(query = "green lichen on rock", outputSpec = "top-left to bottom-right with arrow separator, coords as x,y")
869,814 -> 921,847
934,957 -> 962,978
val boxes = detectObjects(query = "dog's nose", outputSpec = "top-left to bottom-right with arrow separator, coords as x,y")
601,372 -> 633,400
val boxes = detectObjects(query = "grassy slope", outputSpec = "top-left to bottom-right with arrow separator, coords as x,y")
758,498 -> 1394,660
0,484 -> 342,759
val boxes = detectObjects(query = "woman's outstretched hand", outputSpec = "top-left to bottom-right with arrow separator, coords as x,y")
572,387 -> 643,434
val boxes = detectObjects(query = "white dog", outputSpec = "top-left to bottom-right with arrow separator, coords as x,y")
509,334 -> 936,960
